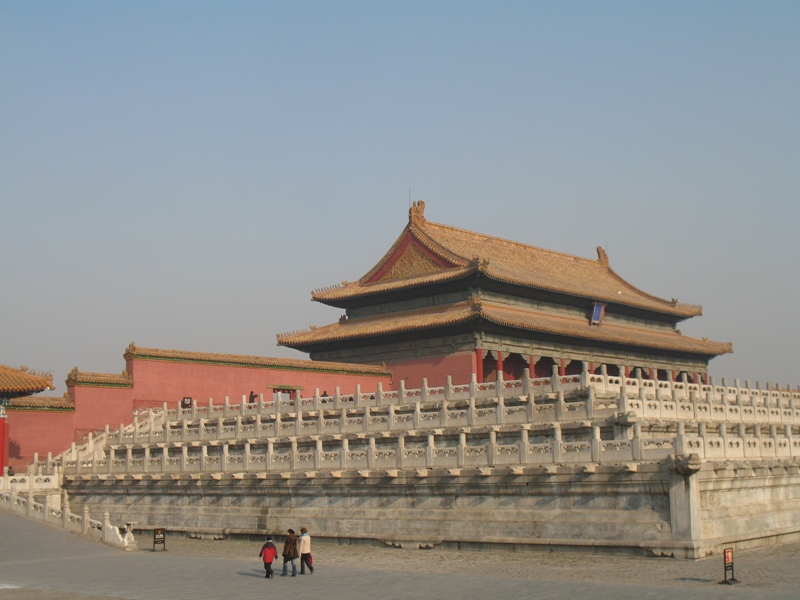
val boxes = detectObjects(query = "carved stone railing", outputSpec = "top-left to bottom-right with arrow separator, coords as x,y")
0,488 -> 136,551
43,365 -> 800,477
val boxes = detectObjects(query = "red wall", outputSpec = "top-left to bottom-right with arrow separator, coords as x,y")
6,410 -> 76,471
126,359 -> 393,409
388,352 -> 475,389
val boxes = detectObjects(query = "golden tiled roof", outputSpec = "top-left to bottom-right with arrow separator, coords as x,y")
0,364 -> 53,396
122,343 -> 391,376
8,393 -> 75,411
278,298 -> 732,357
313,201 -> 702,318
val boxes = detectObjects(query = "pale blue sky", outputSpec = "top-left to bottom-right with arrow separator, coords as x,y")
2,1 -> 799,395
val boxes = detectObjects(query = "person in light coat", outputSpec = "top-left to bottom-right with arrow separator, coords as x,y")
298,527 -> 314,574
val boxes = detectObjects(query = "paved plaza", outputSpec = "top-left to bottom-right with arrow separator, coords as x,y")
1,509 -> 798,600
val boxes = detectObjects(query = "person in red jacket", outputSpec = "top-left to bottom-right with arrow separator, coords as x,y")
258,536 -> 279,579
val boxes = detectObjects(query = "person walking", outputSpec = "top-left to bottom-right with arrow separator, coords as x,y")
258,536 -> 278,578
281,528 -> 299,577
298,527 -> 314,575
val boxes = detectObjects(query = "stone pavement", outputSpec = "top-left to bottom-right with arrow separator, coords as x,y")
0,509 -> 797,600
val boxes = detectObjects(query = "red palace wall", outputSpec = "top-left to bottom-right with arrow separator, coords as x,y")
125,359 -> 393,410
6,410 -> 76,471
388,351 -> 476,389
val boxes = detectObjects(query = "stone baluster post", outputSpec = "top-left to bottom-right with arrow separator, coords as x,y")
522,368 -> 531,399
142,447 -> 150,473
555,391 -> 565,422
295,400 -> 303,437
457,430 -> 466,467
191,399 -> 197,421
162,446 -> 168,473
469,373 -> 477,399
519,427 -> 530,465
315,408 -> 324,435
61,489 -> 70,529
496,370 -> 504,401
586,385 -> 595,419
426,433 -> 435,467
413,401 -> 421,430
315,438 -> 322,470
388,404 -> 396,431
132,416 -> 139,444
223,396 -> 230,418
125,447 -> 132,473
340,438 -> 348,469
267,440 -> 274,471
618,370 -> 628,412
367,437 -> 376,469
235,415 -> 243,439
181,446 -> 188,472
551,364 -> 560,393
487,428 -> 497,467
82,504 -> 90,535
591,425 -> 601,462
222,444 -> 229,472
200,445 -> 208,472
363,405 -> 371,433
440,397 -> 448,427
289,439 -> 297,471
421,379 -> 428,404
445,375 -> 453,402
355,384 -> 363,407
600,364 -> 608,391
496,395 -> 505,425
552,423 -> 563,464
468,395 -> 476,427
396,434 -> 405,468
675,421 -> 686,455
632,423 -> 643,461
107,447 -> 115,474
376,382 -> 384,405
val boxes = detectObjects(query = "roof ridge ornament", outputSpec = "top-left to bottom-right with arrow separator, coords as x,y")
596,246 -> 609,267
409,200 -> 426,225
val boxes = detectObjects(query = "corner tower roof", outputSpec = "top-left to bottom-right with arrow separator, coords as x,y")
312,201 -> 702,319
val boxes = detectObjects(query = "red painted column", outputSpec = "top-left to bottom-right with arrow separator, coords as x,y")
0,410 -> 7,472
475,349 -> 484,384
496,351 -> 503,379
559,359 -> 566,377
529,355 -> 535,377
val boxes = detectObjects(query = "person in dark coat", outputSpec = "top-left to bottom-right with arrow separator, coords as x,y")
258,535 -> 278,579
281,529 -> 299,577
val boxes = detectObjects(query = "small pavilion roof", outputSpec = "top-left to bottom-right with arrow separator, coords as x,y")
279,298 -> 732,358
0,364 -> 54,398
312,201 -> 702,319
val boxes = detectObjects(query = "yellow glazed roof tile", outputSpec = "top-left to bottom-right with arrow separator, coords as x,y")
313,201 -> 701,318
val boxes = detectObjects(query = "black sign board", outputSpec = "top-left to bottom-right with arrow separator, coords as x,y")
719,547 -> 738,584
153,528 -> 167,551
181,397 -> 192,410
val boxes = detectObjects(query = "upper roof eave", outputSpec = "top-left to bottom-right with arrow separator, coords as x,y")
308,202 -> 702,319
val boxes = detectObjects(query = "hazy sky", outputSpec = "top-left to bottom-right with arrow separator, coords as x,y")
2,1 -> 799,395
